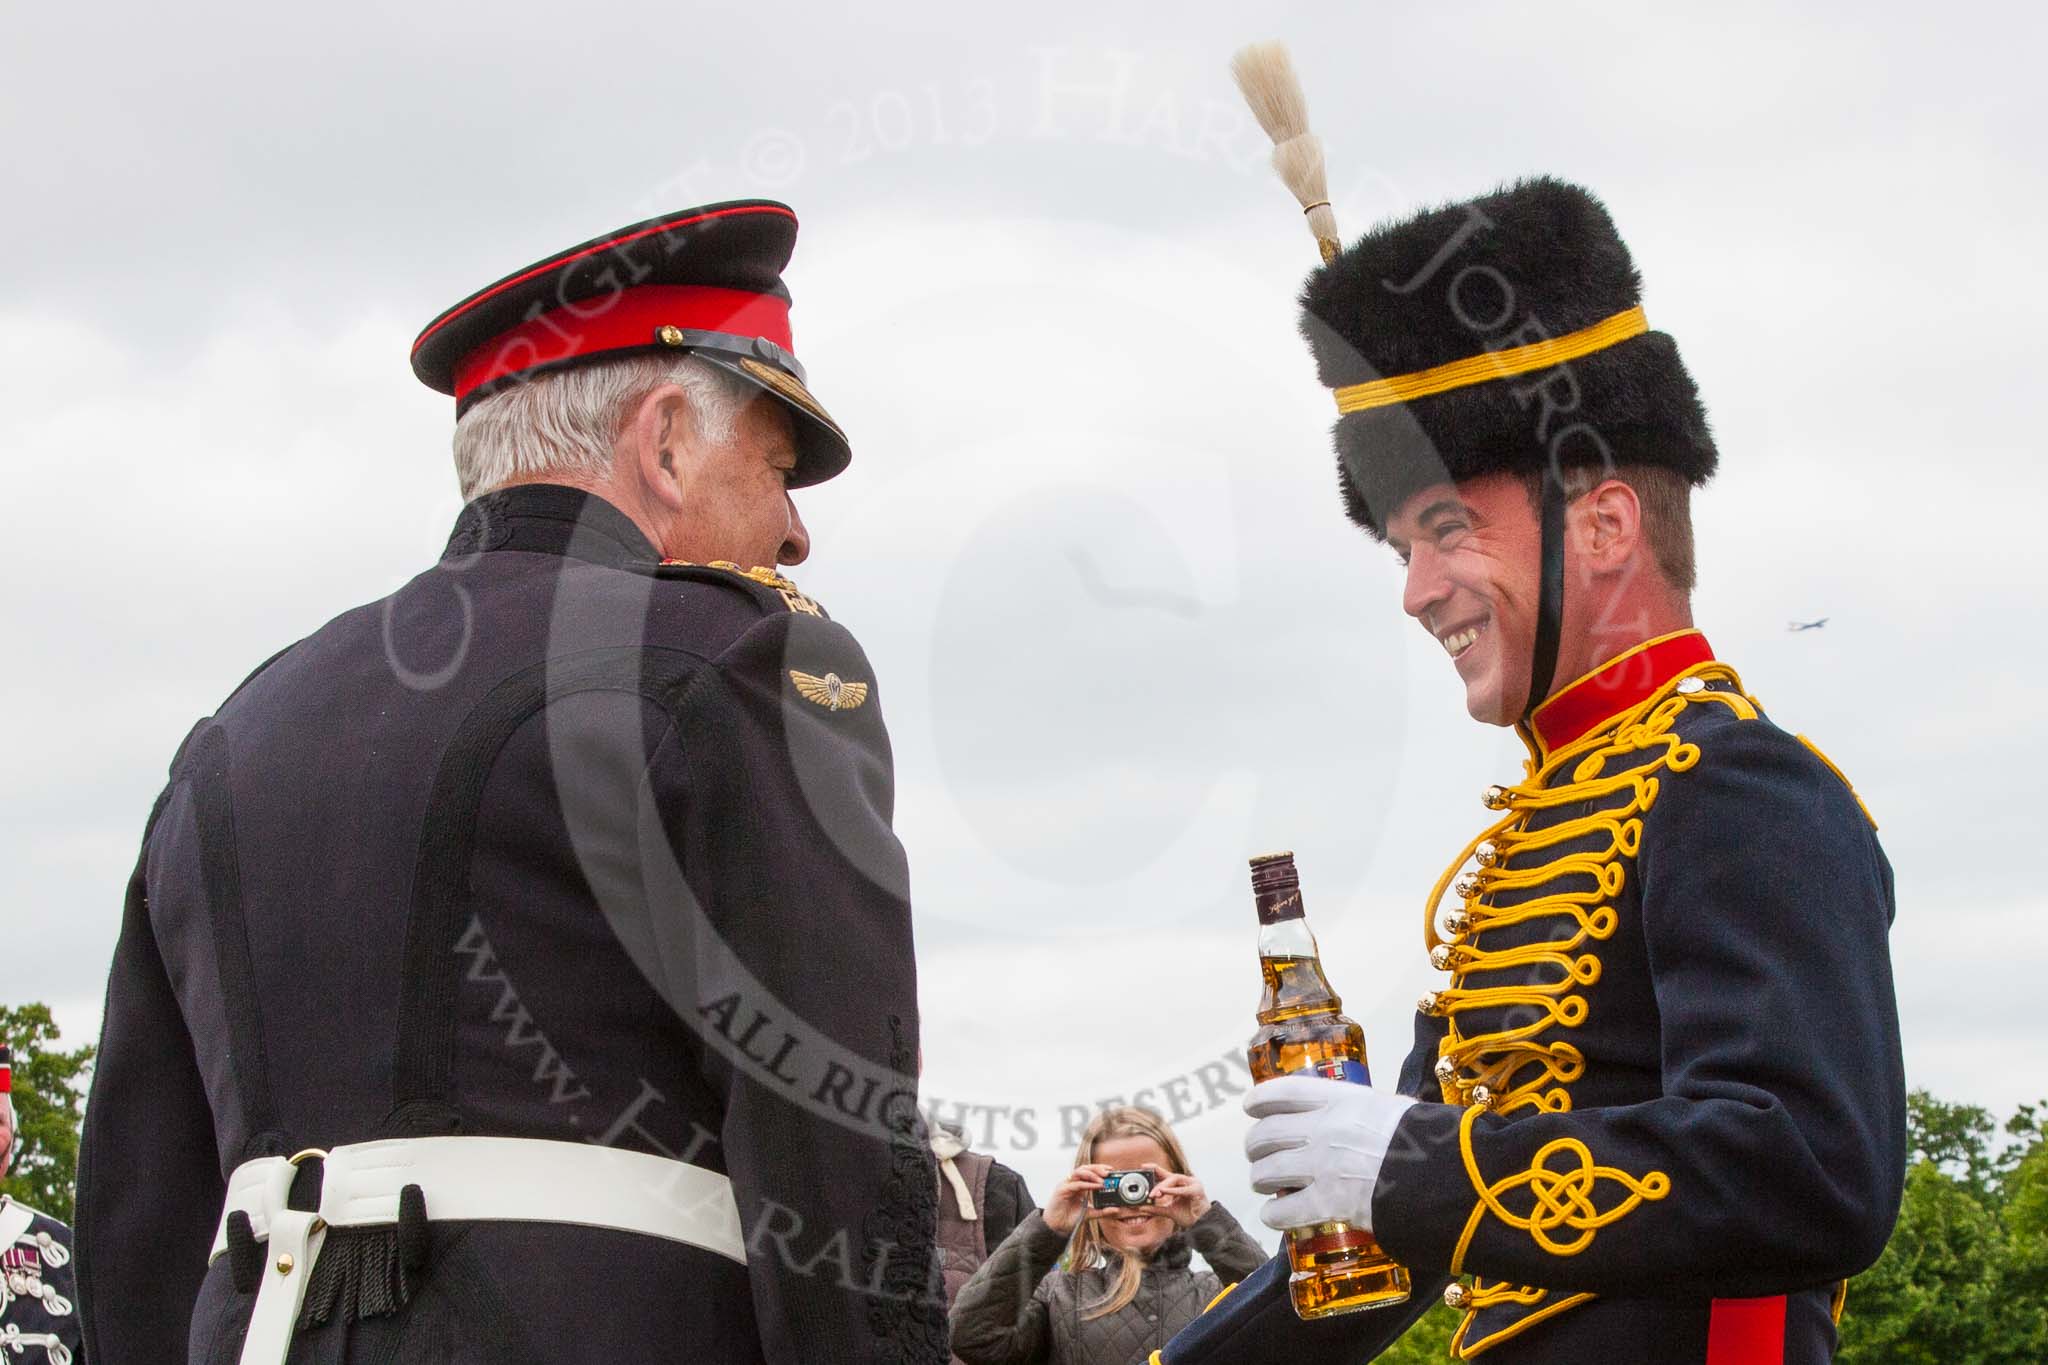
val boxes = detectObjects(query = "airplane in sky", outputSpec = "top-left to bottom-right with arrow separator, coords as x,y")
1788,618 -> 1830,632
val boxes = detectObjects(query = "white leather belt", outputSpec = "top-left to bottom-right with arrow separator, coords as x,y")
210,1136 -> 745,1365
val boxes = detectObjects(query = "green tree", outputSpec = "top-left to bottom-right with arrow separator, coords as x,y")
1836,1089 -> 2048,1365
0,1002 -> 94,1222
1906,1090 -> 2000,1195
1375,1299 -> 1458,1363
1990,1110 -> 2048,1361
1836,1160 -> 2005,1363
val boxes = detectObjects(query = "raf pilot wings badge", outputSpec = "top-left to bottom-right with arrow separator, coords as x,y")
789,670 -> 869,712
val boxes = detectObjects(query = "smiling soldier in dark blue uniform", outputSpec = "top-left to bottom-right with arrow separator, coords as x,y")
1159,51 -> 1906,1365
76,201 -> 946,1365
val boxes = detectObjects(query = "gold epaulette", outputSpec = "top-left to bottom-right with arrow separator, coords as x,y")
655,559 -> 824,617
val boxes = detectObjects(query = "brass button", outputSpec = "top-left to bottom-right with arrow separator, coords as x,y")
656,324 -> 687,347
1443,910 -> 1471,936
275,1252 -> 295,1276
1453,874 -> 1481,900
1430,944 -> 1458,971
1434,1057 -> 1457,1081
1676,675 -> 1706,695
1474,841 -> 1499,867
1417,992 -> 1440,1015
1482,784 -> 1511,810
1470,1084 -> 1496,1109
1444,1282 -> 1471,1309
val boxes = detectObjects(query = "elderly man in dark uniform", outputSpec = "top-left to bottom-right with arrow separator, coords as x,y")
2,1045 -> 83,1364
75,201 -> 946,1365
1161,57 -> 1906,1365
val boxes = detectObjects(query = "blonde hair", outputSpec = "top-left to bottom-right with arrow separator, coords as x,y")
1063,1106 -> 1194,1321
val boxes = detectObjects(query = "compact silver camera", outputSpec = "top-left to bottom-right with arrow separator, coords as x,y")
1091,1168 -> 1159,1209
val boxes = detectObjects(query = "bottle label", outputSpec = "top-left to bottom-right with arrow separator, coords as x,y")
1255,885 -> 1306,924
1312,1058 -> 1371,1086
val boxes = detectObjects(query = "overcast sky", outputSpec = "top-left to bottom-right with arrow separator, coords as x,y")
6,0 -> 2045,1237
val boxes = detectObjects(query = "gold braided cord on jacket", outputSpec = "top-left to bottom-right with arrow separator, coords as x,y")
1427,662 -> 1760,1359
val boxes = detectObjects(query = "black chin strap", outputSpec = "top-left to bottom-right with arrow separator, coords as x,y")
1523,474 -> 1568,723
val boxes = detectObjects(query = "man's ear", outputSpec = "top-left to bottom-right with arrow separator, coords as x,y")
1574,477 -> 1643,576
621,383 -> 693,514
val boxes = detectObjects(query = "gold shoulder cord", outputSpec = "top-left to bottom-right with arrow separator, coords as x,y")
1798,734 -> 1879,830
1425,663 -> 1761,1358
660,559 -> 825,616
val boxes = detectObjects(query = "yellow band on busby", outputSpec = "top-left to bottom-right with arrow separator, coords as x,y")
1333,306 -> 1649,415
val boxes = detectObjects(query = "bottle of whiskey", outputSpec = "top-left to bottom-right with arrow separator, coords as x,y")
1247,851 -> 1412,1318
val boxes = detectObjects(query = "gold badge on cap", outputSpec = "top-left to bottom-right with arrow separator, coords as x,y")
790,670 -> 869,712
738,357 -> 844,439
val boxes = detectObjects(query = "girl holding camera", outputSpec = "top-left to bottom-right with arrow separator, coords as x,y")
949,1106 -> 1267,1365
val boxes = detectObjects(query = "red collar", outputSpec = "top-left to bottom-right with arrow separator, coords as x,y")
1528,629 -> 1714,753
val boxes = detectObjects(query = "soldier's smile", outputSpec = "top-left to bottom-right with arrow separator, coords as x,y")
1437,617 -> 1489,660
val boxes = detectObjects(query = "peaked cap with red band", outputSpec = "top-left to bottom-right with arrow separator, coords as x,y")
411,199 -> 850,488
0,1044 -> 11,1094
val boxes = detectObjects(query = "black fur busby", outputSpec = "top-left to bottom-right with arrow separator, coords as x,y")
1299,176 -> 1717,536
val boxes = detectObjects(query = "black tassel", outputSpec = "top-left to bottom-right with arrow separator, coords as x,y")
296,1225 -> 418,1330
225,1211 -> 262,1295
294,1185 -> 432,1329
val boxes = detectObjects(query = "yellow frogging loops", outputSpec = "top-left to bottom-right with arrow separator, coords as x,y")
1451,1108 -> 1673,1267
1427,663 -> 1757,1357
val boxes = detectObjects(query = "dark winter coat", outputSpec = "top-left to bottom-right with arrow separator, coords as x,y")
951,1205 -> 1266,1365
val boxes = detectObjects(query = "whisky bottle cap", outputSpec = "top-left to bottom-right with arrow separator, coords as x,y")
1249,851 -> 1305,923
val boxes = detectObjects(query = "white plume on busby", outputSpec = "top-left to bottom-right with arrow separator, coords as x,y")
1230,41 -> 1339,262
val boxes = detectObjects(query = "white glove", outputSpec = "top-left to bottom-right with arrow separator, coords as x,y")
1243,1072 -> 1419,1233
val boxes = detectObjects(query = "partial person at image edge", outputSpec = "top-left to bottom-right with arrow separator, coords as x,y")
1,1044 -> 83,1364
934,1116 -> 1036,1365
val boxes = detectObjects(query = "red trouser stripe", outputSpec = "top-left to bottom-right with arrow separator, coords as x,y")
1705,1296 -> 1786,1363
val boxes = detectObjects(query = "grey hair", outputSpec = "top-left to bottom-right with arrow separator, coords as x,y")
451,353 -> 753,501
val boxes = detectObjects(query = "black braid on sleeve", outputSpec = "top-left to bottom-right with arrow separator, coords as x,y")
859,1013 -> 948,1361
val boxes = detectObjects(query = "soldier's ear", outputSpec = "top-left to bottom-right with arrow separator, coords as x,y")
624,384 -> 694,513
1573,478 -> 1643,578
